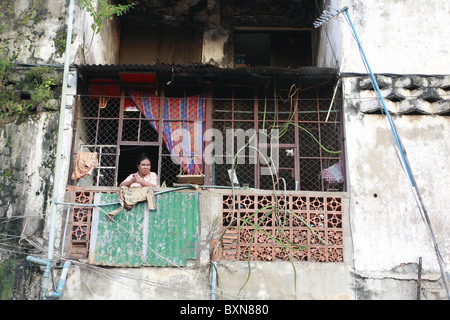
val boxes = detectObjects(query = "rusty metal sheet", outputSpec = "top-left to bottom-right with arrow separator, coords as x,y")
89,191 -> 199,267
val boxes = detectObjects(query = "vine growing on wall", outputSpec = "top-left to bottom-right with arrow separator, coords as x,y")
77,0 -> 135,55
0,51 -> 62,122
77,0 -> 135,35
0,1 -> 135,121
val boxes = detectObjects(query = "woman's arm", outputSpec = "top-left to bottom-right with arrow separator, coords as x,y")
136,172 -> 157,187
119,174 -> 134,187
119,173 -> 157,187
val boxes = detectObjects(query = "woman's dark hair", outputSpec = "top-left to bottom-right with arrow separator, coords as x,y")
136,153 -> 151,166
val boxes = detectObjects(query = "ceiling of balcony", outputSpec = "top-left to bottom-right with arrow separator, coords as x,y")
115,0 -> 319,28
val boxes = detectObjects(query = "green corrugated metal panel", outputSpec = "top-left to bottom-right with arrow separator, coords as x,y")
89,191 -> 199,267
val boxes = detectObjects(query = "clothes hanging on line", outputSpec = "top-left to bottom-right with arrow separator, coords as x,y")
71,152 -> 99,180
319,160 -> 344,185
107,186 -> 157,217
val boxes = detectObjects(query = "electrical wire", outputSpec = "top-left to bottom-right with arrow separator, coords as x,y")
5,228 -> 246,300
63,201 -> 248,300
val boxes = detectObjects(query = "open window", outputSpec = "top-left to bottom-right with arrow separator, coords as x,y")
69,82 -> 207,188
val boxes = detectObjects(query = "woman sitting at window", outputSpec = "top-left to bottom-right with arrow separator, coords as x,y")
120,153 -> 158,187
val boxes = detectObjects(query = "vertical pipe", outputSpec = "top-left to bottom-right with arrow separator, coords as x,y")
46,260 -> 72,298
210,261 -> 218,300
61,205 -> 72,257
41,0 -> 75,300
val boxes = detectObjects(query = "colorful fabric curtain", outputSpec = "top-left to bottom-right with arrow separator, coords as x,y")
129,89 -> 206,175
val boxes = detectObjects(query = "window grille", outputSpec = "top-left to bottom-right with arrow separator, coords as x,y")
67,82 -> 345,260
68,191 -> 94,258
211,86 -> 344,191
220,193 -> 344,262
70,83 -> 344,191
66,189 -> 119,258
70,94 -> 120,187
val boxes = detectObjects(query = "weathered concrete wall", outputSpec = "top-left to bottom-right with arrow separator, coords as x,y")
0,66 -> 76,301
315,0 -> 341,68
61,260 -> 356,300
342,76 -> 450,299
61,189 -> 355,300
0,0 -> 118,65
0,113 -> 59,249
59,186 -> 445,300
336,0 -> 450,299
338,0 -> 450,74
0,0 -> 69,65
0,258 -> 41,300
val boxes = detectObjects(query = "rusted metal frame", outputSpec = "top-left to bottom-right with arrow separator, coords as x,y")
157,86 -> 165,184
338,92 -> 347,192
114,87 -> 126,186
316,91 -> 325,191
204,87 -> 214,185
119,141 -> 159,146
294,120 -> 340,124
93,86 -> 103,147
293,91 -> 300,190
73,87 -> 121,187
229,88 -> 236,185
254,89 -> 260,189
296,156 -> 332,160
137,94 -> 144,143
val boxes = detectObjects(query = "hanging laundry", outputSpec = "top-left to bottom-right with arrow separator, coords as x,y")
107,186 -> 157,217
71,152 -> 99,180
320,160 -> 344,185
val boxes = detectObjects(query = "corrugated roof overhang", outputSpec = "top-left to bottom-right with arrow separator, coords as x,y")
74,63 -> 339,89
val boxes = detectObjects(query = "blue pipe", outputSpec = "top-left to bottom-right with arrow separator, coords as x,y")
41,0 -> 75,300
343,8 -> 415,187
26,256 -> 48,266
210,261 -> 218,300
46,260 -> 72,298
26,257 -> 72,298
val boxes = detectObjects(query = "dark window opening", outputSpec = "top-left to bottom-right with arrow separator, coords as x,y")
234,30 -> 312,68
118,145 -> 159,186
119,25 -> 203,65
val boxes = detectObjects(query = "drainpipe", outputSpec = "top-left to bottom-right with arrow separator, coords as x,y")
46,260 -> 72,298
210,261 -> 218,300
40,0 -> 75,300
26,257 -> 72,298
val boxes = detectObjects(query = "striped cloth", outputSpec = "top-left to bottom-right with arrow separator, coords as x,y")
129,89 -> 205,175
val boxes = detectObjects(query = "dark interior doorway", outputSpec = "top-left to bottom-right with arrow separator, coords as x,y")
118,145 -> 159,186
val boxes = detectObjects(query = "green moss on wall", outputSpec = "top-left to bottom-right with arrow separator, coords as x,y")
0,58 -> 63,124
0,259 -> 42,300
0,259 -> 17,300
